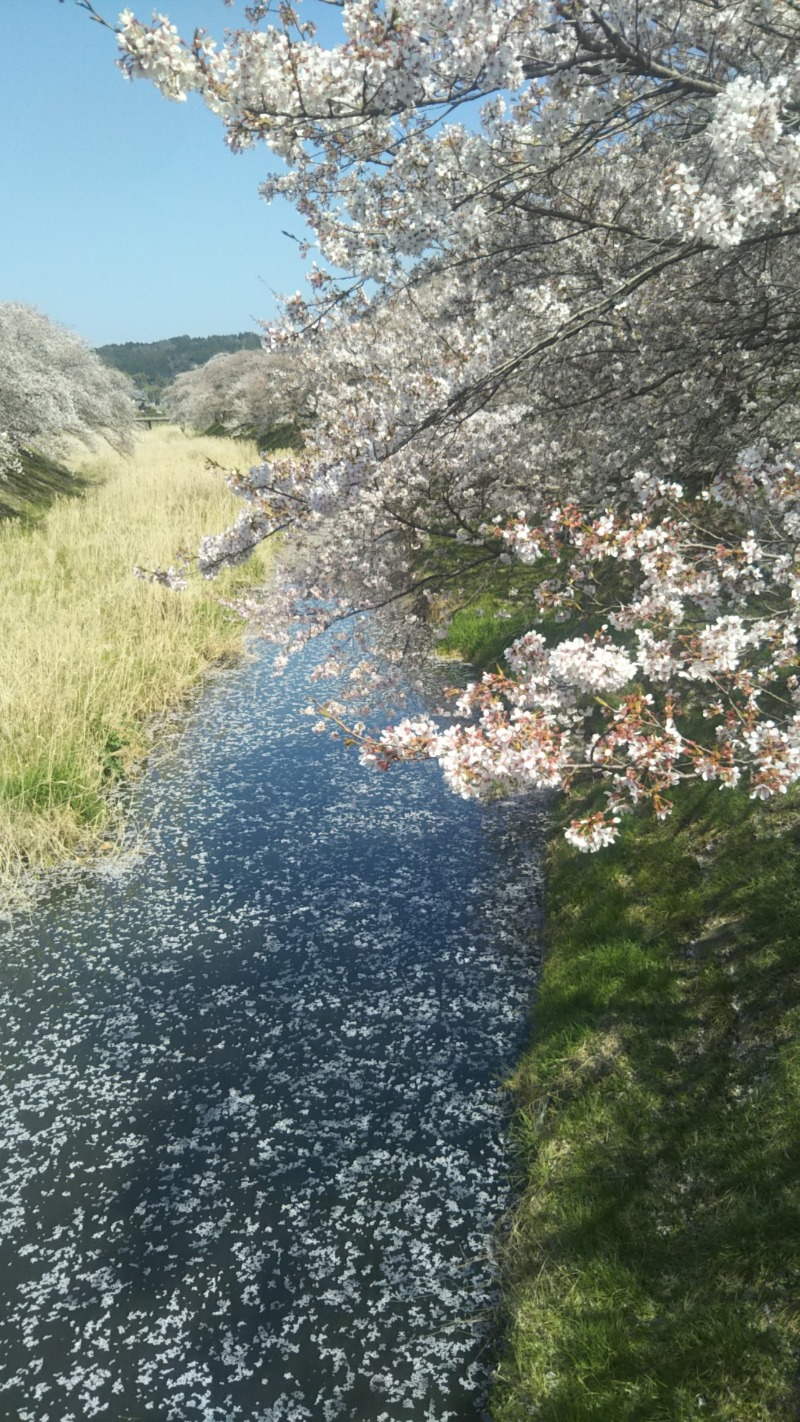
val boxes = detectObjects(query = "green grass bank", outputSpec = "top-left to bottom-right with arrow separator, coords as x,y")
0,426 -> 271,887
439,603 -> 800,1420
493,787 -> 800,1421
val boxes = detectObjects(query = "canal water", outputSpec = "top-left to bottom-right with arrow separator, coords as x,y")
0,641 -> 542,1422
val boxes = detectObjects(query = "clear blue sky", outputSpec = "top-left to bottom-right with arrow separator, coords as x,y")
0,1 -> 333,346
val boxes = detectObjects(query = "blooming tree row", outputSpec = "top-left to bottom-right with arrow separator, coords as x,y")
90,0 -> 800,846
0,302 -> 135,477
162,347 -> 311,443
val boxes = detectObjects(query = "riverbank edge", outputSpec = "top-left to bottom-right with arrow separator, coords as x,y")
487,777 -> 800,1420
434,606 -> 800,1419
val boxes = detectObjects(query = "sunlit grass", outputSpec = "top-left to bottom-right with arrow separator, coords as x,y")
435,593 -> 531,667
0,426 -> 272,884
492,784 -> 800,1420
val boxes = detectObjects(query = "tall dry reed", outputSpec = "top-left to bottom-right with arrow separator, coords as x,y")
0,426 -> 272,883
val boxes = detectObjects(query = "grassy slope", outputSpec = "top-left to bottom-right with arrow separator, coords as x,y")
0,426 -> 271,883
436,597 -> 532,668
0,448 -> 90,521
440,600 -> 800,1421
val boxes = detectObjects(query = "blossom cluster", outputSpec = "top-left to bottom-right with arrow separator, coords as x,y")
664,75 -> 800,248
359,452 -> 800,846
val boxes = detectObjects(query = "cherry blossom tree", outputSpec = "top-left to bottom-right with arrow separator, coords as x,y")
0,302 -> 135,477
163,347 -> 310,443
87,1 -> 800,846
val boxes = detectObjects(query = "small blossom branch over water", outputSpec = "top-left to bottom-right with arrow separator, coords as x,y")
353,454 -> 800,847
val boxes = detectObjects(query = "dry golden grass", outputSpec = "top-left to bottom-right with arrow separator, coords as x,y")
0,425 -> 272,884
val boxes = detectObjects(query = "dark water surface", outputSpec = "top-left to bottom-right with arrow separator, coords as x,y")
0,642 -> 542,1422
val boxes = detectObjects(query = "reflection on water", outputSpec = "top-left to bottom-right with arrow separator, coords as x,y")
0,642 -> 542,1422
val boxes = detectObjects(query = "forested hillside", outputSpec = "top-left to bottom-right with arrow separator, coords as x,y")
96,332 -> 262,398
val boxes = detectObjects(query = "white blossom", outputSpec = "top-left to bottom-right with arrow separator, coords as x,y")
93,0 -> 800,844
0,303 -> 135,475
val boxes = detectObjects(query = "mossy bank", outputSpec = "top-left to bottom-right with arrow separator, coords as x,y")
0,426 -> 271,887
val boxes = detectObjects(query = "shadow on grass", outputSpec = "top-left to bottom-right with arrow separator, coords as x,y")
0,448 -> 90,522
493,786 -> 800,1422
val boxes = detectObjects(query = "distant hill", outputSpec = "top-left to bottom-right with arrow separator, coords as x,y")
96,332 -> 262,399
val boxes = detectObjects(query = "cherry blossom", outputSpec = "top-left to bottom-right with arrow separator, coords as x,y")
163,348 -> 309,444
87,1 -> 800,845
0,302 -> 134,475
357,451 -> 800,839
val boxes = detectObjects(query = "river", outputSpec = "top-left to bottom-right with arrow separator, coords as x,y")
0,640 -> 542,1422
